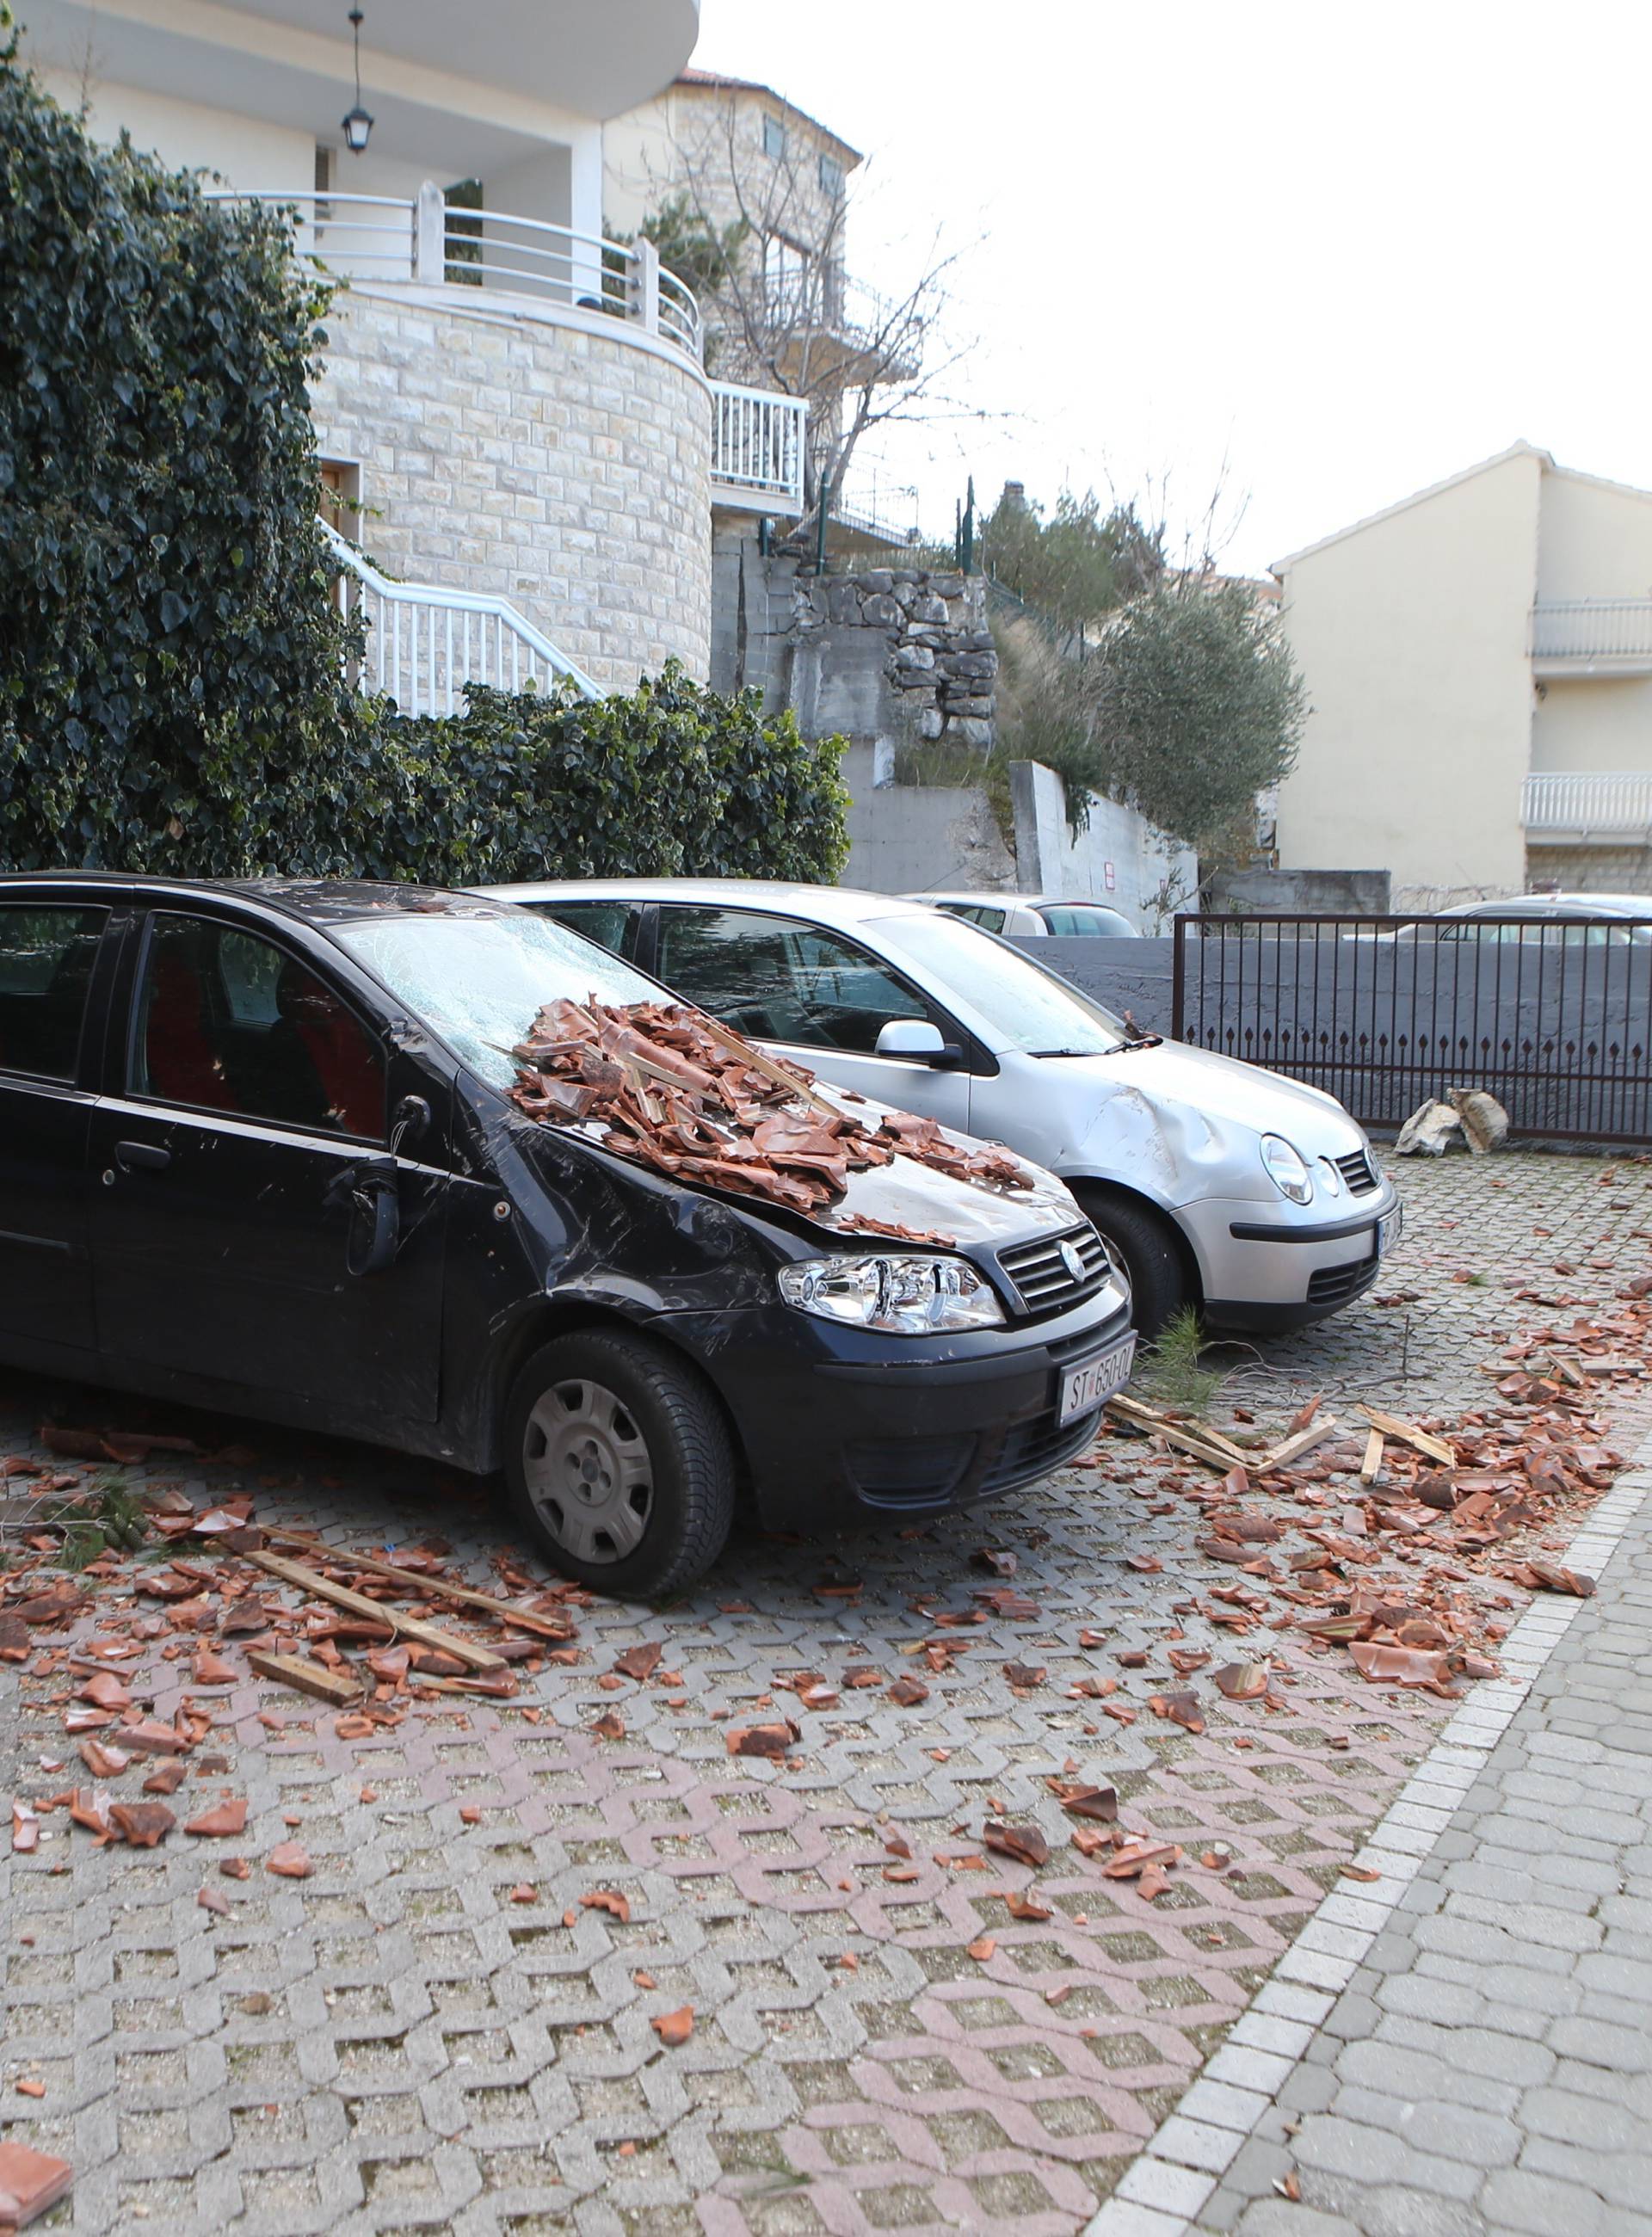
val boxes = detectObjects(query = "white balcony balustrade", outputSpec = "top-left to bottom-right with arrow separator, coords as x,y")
1522,771 -> 1652,838
708,384 -> 806,513
323,521 -> 599,712
207,185 -> 702,360
1531,600 -> 1652,672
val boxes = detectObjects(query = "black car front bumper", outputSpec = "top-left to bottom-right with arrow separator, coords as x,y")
656,1286 -> 1134,1533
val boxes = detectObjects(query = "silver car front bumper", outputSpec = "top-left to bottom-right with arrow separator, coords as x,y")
1178,1180 -> 1403,1331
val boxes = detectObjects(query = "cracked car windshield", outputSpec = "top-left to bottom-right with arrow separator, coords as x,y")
870,911 -> 1128,1057
335,909 -> 663,1088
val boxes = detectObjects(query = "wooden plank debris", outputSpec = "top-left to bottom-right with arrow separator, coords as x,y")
1357,1407 -> 1455,1468
245,1649 -> 367,1706
1105,1395 -> 1250,1472
244,1550 -> 506,1671
1259,1416 -> 1340,1470
1359,1429 -> 1385,1485
263,1529 -> 572,1640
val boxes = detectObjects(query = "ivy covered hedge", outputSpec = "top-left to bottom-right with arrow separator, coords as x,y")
330,669 -> 849,887
0,48 -> 848,887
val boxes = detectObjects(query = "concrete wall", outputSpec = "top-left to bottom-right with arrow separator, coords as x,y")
1275,447 -> 1543,908
1532,675 -> 1652,773
312,287 -> 712,693
1013,937 -> 1178,1033
841,745 -> 1018,893
1008,763 -> 1198,925
1537,468 -> 1652,601
1526,842 -> 1652,892
1206,866 -> 1393,915
35,68 -> 313,191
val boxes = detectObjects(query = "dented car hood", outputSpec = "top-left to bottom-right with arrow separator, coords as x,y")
1004,1039 -> 1367,1207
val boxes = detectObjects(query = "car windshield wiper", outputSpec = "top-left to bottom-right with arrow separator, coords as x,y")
1028,1035 -> 1162,1057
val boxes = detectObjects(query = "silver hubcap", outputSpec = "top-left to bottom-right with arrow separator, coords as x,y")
521,1377 -> 652,1565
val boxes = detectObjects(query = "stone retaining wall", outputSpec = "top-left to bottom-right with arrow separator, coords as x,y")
311,287 -> 712,693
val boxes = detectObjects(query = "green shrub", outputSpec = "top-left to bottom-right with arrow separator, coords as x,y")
0,49 -> 850,887
0,41 -> 361,875
331,668 -> 850,887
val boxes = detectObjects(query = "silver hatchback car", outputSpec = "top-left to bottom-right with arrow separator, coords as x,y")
478,880 -> 1402,1335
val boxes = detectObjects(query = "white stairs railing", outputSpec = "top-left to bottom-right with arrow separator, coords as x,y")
321,521 -> 599,710
1522,770 -> 1652,836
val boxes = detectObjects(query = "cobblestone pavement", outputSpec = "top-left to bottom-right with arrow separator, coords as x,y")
1181,1452 -> 1652,2237
3,1149 -> 1650,2237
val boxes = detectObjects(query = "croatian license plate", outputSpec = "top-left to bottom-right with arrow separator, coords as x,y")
1377,1205 -> 1403,1259
1058,1333 -> 1137,1427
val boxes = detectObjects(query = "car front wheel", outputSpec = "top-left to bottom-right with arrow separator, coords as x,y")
503,1328 -> 736,1597
1071,1188 -> 1192,1340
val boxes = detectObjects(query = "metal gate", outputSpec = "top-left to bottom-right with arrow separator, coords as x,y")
1170,913 -> 1652,1143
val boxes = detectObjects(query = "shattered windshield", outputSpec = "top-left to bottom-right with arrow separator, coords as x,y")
869,911 -> 1129,1056
334,909 -> 663,1088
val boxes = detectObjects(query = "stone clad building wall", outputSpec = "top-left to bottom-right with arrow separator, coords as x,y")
311,287 -> 712,693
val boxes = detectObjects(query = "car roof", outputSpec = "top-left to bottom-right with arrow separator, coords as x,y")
478,877 -> 943,928
903,890 -> 1119,909
0,871 -> 499,927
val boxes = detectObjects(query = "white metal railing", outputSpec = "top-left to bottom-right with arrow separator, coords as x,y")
208,184 -> 702,360
709,383 -> 806,510
1522,771 -> 1652,835
1531,600 -> 1652,661
321,520 -> 599,712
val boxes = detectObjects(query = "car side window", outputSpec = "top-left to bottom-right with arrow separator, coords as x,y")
525,901 -> 643,962
654,907 -> 941,1054
133,913 -> 385,1140
1043,905 -> 1130,937
0,905 -> 108,1082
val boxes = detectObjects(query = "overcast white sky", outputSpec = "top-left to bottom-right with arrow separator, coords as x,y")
689,0 -> 1652,576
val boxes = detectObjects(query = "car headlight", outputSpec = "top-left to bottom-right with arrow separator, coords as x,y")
779,1253 -> 1005,1334
1261,1134 -> 1314,1205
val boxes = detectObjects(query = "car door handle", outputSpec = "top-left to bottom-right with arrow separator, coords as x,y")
114,1140 -> 171,1174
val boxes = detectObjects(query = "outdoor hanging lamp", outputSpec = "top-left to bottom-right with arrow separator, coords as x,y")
341,6 -> 373,154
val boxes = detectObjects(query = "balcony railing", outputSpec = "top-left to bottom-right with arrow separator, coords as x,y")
709,383 -> 805,512
1530,599 -> 1652,663
323,521 -> 599,712
207,184 -> 702,359
1522,771 -> 1652,836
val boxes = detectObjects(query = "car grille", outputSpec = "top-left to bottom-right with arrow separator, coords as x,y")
1335,1149 -> 1379,1196
1307,1254 -> 1380,1306
979,1402 -> 1100,1494
997,1223 -> 1109,1316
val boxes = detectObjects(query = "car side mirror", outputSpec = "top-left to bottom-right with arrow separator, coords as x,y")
875,1019 -> 965,1068
391,1093 -> 431,1151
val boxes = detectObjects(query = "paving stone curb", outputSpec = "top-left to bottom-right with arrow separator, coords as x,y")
1080,1429 -> 1652,2237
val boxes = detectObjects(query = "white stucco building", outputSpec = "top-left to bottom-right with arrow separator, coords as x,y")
17,0 -> 810,696
1272,443 -> 1652,907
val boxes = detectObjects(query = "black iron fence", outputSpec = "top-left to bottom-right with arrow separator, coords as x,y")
1170,914 -> 1652,1143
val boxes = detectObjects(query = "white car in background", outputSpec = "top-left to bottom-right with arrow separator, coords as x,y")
909,890 -> 1142,939
478,879 -> 1401,1337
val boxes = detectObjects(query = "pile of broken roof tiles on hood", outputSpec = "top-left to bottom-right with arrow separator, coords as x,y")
506,995 -> 1030,1219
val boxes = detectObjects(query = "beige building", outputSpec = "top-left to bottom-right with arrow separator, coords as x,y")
1272,443 -> 1652,907
606,70 -> 916,549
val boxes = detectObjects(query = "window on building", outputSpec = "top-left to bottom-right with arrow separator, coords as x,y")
318,458 -> 362,536
762,233 -> 811,318
818,152 -> 844,198
762,113 -> 786,160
